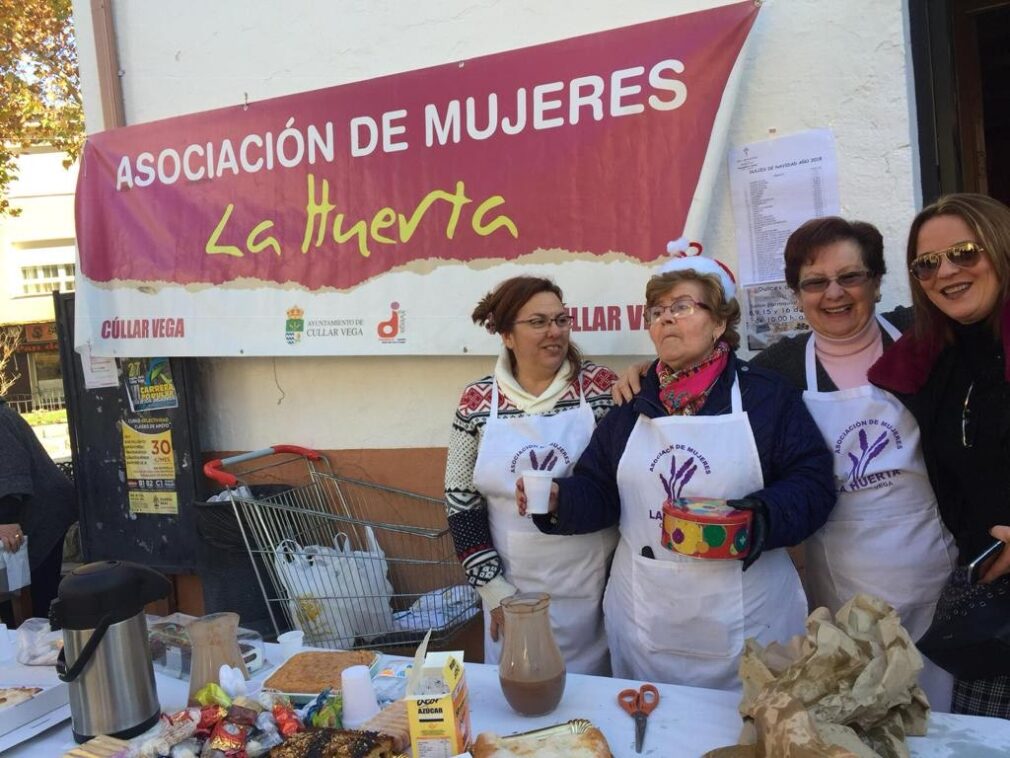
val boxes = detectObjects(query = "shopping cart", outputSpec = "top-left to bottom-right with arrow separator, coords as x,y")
201,445 -> 478,650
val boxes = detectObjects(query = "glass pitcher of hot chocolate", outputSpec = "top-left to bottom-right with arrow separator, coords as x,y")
498,592 -> 566,716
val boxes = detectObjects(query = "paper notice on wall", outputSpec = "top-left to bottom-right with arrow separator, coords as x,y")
122,415 -> 178,515
742,282 -> 809,351
79,344 -> 119,389
730,129 -> 840,285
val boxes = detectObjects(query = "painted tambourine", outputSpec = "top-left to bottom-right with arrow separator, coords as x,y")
660,498 -> 751,559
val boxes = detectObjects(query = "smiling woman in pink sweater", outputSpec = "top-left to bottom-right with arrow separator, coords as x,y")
750,217 -> 958,711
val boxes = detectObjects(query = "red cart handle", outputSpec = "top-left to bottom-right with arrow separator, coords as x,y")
203,445 -> 323,487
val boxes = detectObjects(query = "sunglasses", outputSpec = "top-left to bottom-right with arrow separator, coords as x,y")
909,241 -> 984,282
797,270 -> 872,294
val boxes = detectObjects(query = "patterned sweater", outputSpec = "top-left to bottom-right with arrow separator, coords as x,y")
444,360 -> 617,609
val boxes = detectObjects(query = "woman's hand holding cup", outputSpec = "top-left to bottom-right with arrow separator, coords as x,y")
516,474 -> 558,517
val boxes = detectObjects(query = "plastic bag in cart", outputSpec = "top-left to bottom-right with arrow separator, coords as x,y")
331,526 -> 395,641
273,540 -> 357,648
393,585 -> 478,632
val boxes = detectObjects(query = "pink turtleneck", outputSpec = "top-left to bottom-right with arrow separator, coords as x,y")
813,316 -> 883,390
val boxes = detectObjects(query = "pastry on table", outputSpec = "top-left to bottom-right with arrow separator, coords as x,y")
61,735 -> 130,757
269,728 -> 396,757
0,686 -> 42,709
359,699 -> 409,752
472,726 -> 612,757
264,650 -> 377,693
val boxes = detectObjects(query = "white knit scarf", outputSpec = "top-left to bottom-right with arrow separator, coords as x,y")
493,348 -> 575,414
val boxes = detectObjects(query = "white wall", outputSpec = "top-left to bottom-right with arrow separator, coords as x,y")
73,0 -> 922,451
0,150 -> 79,324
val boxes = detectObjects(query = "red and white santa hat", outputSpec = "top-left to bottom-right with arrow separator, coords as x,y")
658,237 -> 737,301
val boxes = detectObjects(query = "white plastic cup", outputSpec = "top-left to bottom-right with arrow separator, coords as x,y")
522,470 -> 555,515
277,630 -> 304,660
340,664 -> 381,728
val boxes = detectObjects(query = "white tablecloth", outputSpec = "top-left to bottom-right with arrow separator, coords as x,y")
8,644 -> 1010,757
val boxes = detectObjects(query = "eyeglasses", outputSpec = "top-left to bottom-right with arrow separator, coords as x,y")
512,313 -> 573,331
909,241 -> 984,282
797,270 -> 873,293
645,299 -> 711,324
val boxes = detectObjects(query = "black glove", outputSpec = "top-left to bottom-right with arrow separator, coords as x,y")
727,497 -> 768,572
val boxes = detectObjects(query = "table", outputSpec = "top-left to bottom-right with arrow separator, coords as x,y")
9,645 -> 1010,757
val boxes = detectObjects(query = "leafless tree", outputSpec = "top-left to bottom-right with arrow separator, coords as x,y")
0,326 -> 23,397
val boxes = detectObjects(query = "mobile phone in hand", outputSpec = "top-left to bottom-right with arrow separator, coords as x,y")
969,539 -> 1006,584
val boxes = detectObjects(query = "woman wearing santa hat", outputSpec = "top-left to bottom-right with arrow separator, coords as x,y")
517,250 -> 835,690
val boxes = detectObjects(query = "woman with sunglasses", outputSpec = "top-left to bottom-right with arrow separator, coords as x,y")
748,216 -> 958,710
517,259 -> 833,689
869,193 -> 1010,718
444,275 -> 619,673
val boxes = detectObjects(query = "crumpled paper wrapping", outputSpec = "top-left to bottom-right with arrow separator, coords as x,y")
704,594 -> 929,758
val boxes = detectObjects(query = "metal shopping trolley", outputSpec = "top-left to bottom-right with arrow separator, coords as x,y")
201,445 -> 478,650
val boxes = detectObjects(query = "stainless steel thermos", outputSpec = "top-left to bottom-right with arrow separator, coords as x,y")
49,560 -> 171,743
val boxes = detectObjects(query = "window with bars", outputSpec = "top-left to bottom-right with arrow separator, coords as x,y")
20,262 -> 76,295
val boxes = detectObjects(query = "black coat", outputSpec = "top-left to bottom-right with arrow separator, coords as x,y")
870,302 -> 1010,561
0,400 -> 77,569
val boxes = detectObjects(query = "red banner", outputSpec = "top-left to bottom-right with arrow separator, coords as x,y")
75,3 -> 759,356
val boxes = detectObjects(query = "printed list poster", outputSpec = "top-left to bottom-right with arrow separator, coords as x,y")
730,129 -> 840,285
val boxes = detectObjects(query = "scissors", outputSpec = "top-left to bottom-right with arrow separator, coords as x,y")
617,683 -> 660,753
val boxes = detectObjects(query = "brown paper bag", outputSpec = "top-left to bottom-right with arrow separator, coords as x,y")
704,594 -> 929,758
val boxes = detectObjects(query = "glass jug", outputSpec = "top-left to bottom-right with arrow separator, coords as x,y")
187,612 -> 249,704
498,592 -> 566,716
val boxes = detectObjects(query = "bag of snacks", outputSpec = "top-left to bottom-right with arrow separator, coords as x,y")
16,617 -> 63,666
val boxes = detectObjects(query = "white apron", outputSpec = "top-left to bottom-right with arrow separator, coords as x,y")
472,375 -> 618,675
802,315 -> 958,710
604,372 -> 807,690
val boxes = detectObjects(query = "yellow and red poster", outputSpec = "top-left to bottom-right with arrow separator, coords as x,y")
75,3 -> 759,356
122,415 -> 179,515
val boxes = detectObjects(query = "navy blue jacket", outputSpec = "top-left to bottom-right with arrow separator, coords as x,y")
537,353 -> 835,550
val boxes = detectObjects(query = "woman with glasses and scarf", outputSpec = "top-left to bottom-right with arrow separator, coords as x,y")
445,276 -> 619,673
518,258 -> 834,690
748,217 -> 958,710
869,193 -> 1010,718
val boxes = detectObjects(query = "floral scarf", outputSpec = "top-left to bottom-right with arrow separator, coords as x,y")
657,341 -> 730,416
